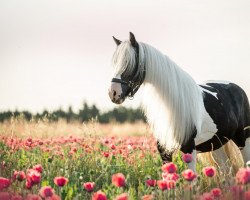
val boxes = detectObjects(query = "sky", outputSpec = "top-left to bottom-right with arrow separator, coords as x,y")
0,0 -> 250,113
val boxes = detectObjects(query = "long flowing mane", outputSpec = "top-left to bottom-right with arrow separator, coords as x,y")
140,43 -> 203,151
112,41 -> 204,151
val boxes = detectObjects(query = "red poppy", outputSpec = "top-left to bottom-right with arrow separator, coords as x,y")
182,153 -> 192,163
203,167 -> 216,177
112,173 -> 126,187
210,188 -> 222,198
162,172 -> 179,181
145,179 -> 157,187
83,182 -> 95,192
141,195 -> 154,200
114,193 -> 128,200
92,191 -> 107,200
236,168 -> 250,184
33,164 -> 43,173
157,180 -> 168,191
13,171 -> 26,182
25,194 -> 42,200
54,177 -> 68,187
0,177 -> 11,191
182,169 -> 197,181
39,186 -> 55,198
161,162 -> 177,174
27,169 -> 41,185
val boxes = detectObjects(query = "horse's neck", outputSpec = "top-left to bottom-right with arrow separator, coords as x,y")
141,43 -> 203,150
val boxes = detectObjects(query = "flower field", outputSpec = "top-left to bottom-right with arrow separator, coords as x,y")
0,121 -> 250,200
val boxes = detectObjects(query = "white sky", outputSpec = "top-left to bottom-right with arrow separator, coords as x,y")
0,0 -> 250,113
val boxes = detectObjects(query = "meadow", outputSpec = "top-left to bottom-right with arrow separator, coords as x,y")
0,119 -> 249,200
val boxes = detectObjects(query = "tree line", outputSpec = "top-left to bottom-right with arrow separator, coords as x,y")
0,102 -> 146,123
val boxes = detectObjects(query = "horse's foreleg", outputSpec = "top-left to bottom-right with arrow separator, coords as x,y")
187,150 -> 197,173
157,141 -> 173,163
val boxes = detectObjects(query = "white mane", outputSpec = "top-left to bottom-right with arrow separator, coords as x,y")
112,41 -> 203,152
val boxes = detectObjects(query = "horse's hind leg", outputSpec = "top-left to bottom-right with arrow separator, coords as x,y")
241,135 -> 250,164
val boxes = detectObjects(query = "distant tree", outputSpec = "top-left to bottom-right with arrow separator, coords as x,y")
0,102 -> 146,123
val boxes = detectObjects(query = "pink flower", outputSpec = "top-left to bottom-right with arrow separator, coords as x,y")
146,179 -> 157,187
0,192 -> 11,200
11,194 -> 23,200
54,177 -> 68,187
44,194 -> 61,200
182,153 -> 192,163
27,169 -> 41,185
142,195 -> 154,200
0,177 -> 11,191
182,169 -> 197,181
203,167 -> 216,177
210,188 -> 222,198
236,168 -> 250,184
245,190 -> 250,200
166,180 -> 176,189
162,172 -> 179,181
92,191 -> 107,200
102,152 -> 109,157
39,186 -> 55,198
13,171 -> 26,182
229,185 -> 244,198
25,194 -> 42,200
112,173 -> 126,187
83,182 -> 95,192
33,164 -> 43,173
157,180 -> 168,191
114,193 -> 128,200
161,162 -> 177,174
199,192 -> 214,200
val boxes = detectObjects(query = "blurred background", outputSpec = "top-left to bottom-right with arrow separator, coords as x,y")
0,0 -> 250,123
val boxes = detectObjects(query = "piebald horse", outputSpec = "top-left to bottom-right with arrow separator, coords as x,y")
108,32 -> 250,172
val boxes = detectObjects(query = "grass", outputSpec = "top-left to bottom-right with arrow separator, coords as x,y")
0,119 -> 248,199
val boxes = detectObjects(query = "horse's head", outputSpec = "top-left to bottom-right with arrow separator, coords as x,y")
108,32 -> 145,104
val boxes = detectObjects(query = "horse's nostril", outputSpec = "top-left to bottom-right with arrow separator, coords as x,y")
113,91 -> 116,96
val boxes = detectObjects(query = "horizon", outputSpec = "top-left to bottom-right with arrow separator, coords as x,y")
1,0 -> 250,113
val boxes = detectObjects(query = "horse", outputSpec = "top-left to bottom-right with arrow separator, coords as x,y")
108,32 -> 250,172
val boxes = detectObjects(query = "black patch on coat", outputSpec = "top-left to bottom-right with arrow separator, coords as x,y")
195,82 -> 250,152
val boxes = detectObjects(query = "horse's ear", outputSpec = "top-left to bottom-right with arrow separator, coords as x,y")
112,36 -> 122,46
129,32 -> 138,47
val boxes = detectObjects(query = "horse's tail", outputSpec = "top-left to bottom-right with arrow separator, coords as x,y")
198,140 -> 243,175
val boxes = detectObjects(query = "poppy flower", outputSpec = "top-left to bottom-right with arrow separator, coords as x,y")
112,173 -> 126,187
210,188 -> 222,198
162,172 -> 179,181
33,164 -> 43,173
114,193 -> 128,200
13,171 -> 26,182
54,177 -> 68,187
203,167 -> 216,177
92,191 -> 107,200
182,169 -> 197,181
145,179 -> 157,187
83,182 -> 95,192
235,168 -> 250,184
182,153 -> 192,163
157,180 -> 168,191
25,194 -> 42,200
0,177 -> 11,191
142,195 -> 154,200
39,186 -> 54,198
27,169 -> 41,185
162,162 -> 177,174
